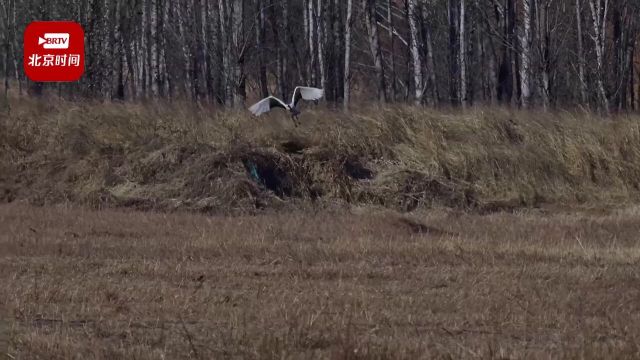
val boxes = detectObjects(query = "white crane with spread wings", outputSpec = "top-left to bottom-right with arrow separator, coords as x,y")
248,86 -> 324,126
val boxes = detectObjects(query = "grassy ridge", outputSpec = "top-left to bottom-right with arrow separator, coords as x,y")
2,97 -> 640,213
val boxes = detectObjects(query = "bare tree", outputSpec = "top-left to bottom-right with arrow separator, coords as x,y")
422,2 -> 439,105
257,0 -> 269,98
520,0 -> 532,108
149,0 -> 158,97
308,0 -> 316,85
535,0 -> 556,111
588,0 -> 610,112
2,0 -> 638,113
344,0 -> 353,108
363,0 -> 387,102
459,0 -> 467,108
386,0 -> 397,101
269,0 -> 287,99
408,0 -> 423,105
317,0 -> 326,92
448,0 -> 459,105
576,0 -> 588,105
0,0 -> 9,103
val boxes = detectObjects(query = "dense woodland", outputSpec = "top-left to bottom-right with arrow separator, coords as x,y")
1,0 -> 639,112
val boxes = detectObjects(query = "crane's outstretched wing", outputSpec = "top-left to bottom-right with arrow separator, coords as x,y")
248,96 -> 288,116
292,86 -> 324,107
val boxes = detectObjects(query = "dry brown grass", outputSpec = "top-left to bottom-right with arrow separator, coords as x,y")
2,97 -> 640,213
2,203 -> 640,359
2,97 -> 640,358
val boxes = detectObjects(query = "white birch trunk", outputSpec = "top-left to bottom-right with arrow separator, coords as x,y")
535,0 -> 550,110
317,0 -> 326,92
459,0 -> 466,108
408,0 -> 423,105
576,0 -> 588,104
219,0 -> 231,105
588,0 -> 610,112
159,0 -> 169,97
231,0 -> 245,107
200,0 -> 209,100
140,0 -> 148,97
308,0 -> 316,85
387,0 -> 396,100
282,0 -> 290,97
520,0 -> 532,108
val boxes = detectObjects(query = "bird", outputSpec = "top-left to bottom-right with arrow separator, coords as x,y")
248,86 -> 324,126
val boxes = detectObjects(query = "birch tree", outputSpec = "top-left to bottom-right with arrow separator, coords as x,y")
520,0 -> 532,108
2,0 -> 638,112
459,0 -> 467,108
317,0 -> 326,92
386,0 -> 397,101
535,0 -> 557,110
588,0 -> 610,112
408,0 -> 423,105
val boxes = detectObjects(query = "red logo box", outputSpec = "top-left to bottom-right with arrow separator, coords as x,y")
23,21 -> 85,82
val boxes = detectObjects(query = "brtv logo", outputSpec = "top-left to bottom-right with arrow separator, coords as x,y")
24,21 -> 84,82
38,33 -> 70,49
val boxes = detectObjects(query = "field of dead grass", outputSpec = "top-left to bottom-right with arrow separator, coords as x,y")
1,203 -> 640,358
3,97 -> 640,213
2,98 -> 640,358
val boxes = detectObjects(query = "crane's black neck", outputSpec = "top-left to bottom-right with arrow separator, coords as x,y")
289,106 -> 300,116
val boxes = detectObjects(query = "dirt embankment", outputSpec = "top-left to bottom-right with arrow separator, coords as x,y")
2,99 -> 640,213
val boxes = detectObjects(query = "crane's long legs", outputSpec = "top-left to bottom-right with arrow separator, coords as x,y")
291,114 -> 300,127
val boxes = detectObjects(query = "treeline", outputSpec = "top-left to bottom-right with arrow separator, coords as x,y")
1,0 -> 639,112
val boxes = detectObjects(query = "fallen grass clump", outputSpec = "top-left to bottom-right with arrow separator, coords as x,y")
2,97 -> 640,213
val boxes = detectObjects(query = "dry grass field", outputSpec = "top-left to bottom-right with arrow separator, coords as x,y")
3,98 -> 640,358
2,203 -> 640,359
3,97 -> 640,213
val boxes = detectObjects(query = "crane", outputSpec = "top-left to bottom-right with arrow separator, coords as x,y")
248,86 -> 324,126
